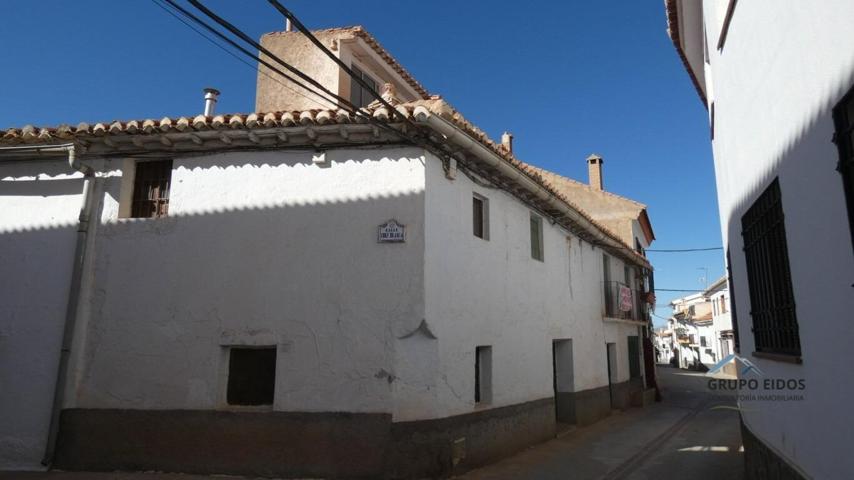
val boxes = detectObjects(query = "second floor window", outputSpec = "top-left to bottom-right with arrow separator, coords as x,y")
530,213 -> 544,261
473,194 -> 489,240
350,65 -> 378,108
131,159 -> 173,218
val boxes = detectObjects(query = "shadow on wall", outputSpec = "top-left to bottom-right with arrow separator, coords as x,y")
722,61 -> 854,479
0,152 -> 431,475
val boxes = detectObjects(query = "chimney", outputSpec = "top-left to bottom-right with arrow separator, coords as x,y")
285,18 -> 293,32
501,132 -> 514,153
587,153 -> 603,190
203,87 -> 220,116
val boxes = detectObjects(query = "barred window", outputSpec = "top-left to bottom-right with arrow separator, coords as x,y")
726,248 -> 740,353
131,160 -> 173,218
832,84 -> 854,253
350,65 -> 378,109
741,178 -> 801,357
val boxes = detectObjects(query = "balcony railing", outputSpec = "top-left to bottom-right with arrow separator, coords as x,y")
603,281 -> 643,321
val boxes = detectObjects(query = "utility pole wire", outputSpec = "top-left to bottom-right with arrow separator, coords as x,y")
186,0 -> 362,114
150,0 -> 330,110
647,247 -> 723,252
159,0 -> 407,140
265,0 -> 419,129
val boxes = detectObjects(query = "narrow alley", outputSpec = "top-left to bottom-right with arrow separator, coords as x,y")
457,366 -> 743,480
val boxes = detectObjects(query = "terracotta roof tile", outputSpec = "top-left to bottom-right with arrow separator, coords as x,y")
0,99 -> 648,267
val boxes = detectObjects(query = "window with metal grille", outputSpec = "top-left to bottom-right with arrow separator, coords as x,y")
832,84 -> 854,253
227,347 -> 277,406
350,65 -> 378,109
726,248 -> 740,353
741,178 -> 801,357
472,194 -> 489,240
131,160 -> 173,218
530,213 -> 544,261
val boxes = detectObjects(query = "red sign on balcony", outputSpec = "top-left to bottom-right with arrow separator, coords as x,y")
619,286 -> 633,312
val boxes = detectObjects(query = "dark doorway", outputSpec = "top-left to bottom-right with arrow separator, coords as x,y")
552,339 -> 575,423
606,342 -> 617,408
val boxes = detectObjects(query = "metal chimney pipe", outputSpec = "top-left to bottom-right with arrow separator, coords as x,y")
285,18 -> 293,32
203,87 -> 220,116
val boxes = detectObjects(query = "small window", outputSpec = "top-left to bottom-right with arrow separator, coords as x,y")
227,347 -> 277,406
131,160 -> 173,218
741,178 -> 800,357
530,213 -> 544,261
474,346 -> 492,404
472,194 -> 489,240
350,65 -> 378,109
700,336 -> 707,347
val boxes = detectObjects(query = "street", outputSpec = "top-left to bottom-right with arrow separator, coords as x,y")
0,367 -> 744,480
456,366 -> 744,480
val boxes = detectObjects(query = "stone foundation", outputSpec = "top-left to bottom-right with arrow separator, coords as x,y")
557,385 -> 611,426
741,419 -> 806,480
54,399 -> 555,479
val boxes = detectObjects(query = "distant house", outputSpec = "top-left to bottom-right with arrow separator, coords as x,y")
0,26 -> 657,478
666,1 -> 854,479
703,276 -> 734,368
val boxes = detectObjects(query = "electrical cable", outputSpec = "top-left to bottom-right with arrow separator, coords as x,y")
265,0 -> 419,129
150,0 -> 331,110
159,0 -> 409,141
186,0 -> 361,114
647,247 -> 723,252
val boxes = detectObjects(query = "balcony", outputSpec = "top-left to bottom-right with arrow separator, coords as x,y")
603,281 -> 645,322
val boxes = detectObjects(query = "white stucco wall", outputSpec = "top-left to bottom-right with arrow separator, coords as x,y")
65,147 -> 427,414
421,152 -> 643,421
0,162 -> 88,469
700,1 -> 854,477
1,143 -> 651,467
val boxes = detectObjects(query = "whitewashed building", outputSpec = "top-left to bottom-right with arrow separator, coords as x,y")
666,1 -> 854,478
703,276 -> 734,364
0,26 -> 656,478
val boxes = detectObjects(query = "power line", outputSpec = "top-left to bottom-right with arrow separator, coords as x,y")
186,0 -> 361,114
647,247 -> 723,252
172,0 -> 411,142
150,0 -> 329,110
655,288 -> 706,292
265,0 -> 419,129
157,0 -> 344,112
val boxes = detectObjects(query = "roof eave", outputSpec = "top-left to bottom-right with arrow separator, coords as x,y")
665,0 -> 708,109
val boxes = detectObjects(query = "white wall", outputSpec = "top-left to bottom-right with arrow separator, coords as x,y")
422,152 -> 642,420
67,147 -> 427,414
702,1 -> 854,477
0,161 -> 87,469
1,143 -> 651,468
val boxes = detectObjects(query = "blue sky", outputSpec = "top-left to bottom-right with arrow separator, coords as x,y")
0,1 -> 723,324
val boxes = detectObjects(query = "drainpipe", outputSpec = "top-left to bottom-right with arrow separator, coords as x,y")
41,145 -> 96,466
